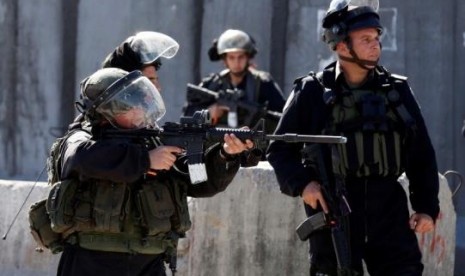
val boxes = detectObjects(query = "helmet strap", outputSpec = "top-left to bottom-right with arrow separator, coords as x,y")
340,38 -> 379,70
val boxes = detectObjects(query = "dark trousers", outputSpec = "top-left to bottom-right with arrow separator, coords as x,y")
57,245 -> 166,276
307,177 -> 423,276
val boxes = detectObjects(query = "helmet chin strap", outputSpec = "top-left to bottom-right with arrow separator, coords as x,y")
340,39 -> 379,70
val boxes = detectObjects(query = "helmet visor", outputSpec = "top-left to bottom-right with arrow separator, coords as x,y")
349,0 -> 379,12
96,75 -> 166,129
328,0 -> 350,15
130,31 -> 180,65
325,0 -> 379,19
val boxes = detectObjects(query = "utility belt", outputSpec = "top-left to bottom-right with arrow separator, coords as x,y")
29,177 -> 191,254
66,232 -> 175,255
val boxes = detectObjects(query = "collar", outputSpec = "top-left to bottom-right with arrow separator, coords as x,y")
225,69 -> 252,90
333,61 -> 376,90
322,62 -> 392,93
335,61 -> 343,83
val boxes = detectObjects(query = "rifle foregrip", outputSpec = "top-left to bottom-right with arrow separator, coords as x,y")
295,212 -> 327,241
207,128 -> 259,142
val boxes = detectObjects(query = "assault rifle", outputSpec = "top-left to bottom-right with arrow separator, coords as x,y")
102,110 -> 346,184
186,83 -> 282,127
295,144 -> 354,276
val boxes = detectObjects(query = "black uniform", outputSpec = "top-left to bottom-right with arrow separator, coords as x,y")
57,123 -> 241,276
267,62 -> 439,275
183,68 -> 286,131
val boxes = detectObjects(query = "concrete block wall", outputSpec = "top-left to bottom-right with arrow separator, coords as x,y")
184,164 -> 456,276
0,165 -> 455,275
0,181 -> 59,276
1,0 -> 464,182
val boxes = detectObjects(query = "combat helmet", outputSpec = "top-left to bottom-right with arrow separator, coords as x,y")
102,31 -> 179,72
77,68 -> 166,129
322,0 -> 383,50
208,29 -> 257,61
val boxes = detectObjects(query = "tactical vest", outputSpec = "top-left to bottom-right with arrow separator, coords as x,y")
30,124 -> 192,256
314,67 -> 416,178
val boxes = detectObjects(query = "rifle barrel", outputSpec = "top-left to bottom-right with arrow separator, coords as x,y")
266,134 -> 347,144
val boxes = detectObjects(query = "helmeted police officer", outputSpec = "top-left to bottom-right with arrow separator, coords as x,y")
54,67 -> 254,274
102,31 -> 179,91
267,0 -> 439,275
70,31 -> 178,128
183,29 -> 286,131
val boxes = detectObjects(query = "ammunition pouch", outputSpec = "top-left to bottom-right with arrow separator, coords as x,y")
46,179 -> 94,234
93,182 -> 127,233
325,87 -> 406,177
47,179 -> 77,233
360,93 -> 388,132
137,183 -> 175,236
137,178 -> 191,236
169,180 -> 191,233
29,199 -> 64,254
40,174 -> 191,254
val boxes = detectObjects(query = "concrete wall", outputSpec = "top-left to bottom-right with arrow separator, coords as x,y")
185,164 -> 455,276
0,166 -> 456,275
0,181 -> 59,276
1,0 -> 463,179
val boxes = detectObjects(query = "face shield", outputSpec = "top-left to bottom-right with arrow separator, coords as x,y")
95,71 -> 166,129
130,31 -> 180,65
328,0 -> 349,14
327,0 -> 379,13
348,0 -> 379,11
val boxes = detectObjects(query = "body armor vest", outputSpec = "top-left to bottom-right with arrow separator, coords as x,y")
32,125 -> 192,255
326,87 -> 404,177
316,67 -> 416,178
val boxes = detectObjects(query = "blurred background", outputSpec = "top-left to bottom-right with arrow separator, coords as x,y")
0,0 -> 464,273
